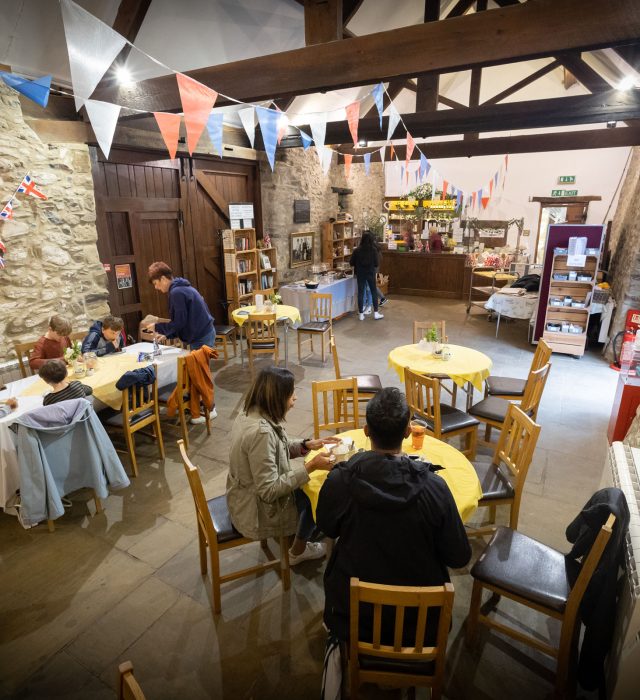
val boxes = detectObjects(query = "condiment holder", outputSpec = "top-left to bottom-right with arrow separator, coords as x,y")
330,437 -> 355,462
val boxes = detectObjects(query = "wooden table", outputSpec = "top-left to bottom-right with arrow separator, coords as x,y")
232,304 -> 301,368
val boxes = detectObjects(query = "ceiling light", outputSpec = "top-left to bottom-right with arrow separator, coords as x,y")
357,139 -> 367,147
617,75 -> 636,91
115,66 -> 133,86
607,121 -> 617,128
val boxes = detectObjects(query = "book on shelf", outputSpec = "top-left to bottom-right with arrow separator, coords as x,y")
237,259 -> 252,273
261,273 -> 274,289
235,237 -> 251,251
260,253 -> 271,270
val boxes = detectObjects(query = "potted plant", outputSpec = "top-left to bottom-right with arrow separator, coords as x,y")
418,324 -> 440,353
64,340 -> 85,376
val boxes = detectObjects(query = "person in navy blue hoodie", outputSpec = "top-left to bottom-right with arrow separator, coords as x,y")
145,261 -> 216,350
81,315 -> 127,356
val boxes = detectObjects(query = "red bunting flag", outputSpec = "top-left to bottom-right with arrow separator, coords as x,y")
489,178 -> 494,196
344,153 -> 353,178
405,131 -> 415,172
275,105 -> 288,145
346,102 -> 360,146
18,175 -> 47,200
442,180 -> 448,199
0,201 -> 13,220
471,192 -> 477,209
505,154 -> 509,171
153,112 -> 181,160
389,144 -> 395,160
481,195 -> 490,209
176,73 -> 218,155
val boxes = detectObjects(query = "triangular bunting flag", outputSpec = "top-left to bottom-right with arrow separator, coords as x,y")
17,175 -> 47,200
206,113 -> 224,156
176,73 -> 218,155
153,112 -> 181,160
0,72 -> 51,108
60,0 -> 127,110
482,195 -> 490,210
310,116 -> 327,162
256,106 -> 280,171
389,144 -> 395,160
442,180 -> 448,199
405,131 -> 415,173
400,165 -> 405,183
456,190 -> 463,210
299,129 -> 313,150
83,99 -> 121,159
344,153 -> 353,178
414,168 -> 419,183
275,106 -> 288,145
372,83 -> 385,129
379,146 -> 386,165
387,104 -> 400,142
0,256 -> 5,268
494,171 -> 499,187
0,201 -> 13,220
471,191 -> 477,209
238,107 -> 256,148
364,152 -> 371,175
346,101 -> 360,146
419,153 -> 429,181
0,237 -> 6,250
505,154 -> 509,171
321,147 -> 333,176
489,178 -> 494,196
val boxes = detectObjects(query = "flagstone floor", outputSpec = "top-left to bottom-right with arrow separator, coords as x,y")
0,295 -> 616,699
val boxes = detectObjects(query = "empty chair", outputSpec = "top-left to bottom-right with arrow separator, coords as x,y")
178,440 -> 290,614
118,661 -> 146,700
311,377 -> 359,439
330,336 -> 382,405
349,578 -> 455,700
467,404 -> 541,538
215,324 -> 238,364
246,312 -> 278,373
14,339 -> 38,378
297,292 -> 332,363
484,338 -> 552,400
404,369 -> 479,459
413,320 -> 448,344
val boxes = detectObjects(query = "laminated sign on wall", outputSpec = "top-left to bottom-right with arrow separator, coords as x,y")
115,263 -> 133,289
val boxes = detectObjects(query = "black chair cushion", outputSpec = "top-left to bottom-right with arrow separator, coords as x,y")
468,397 -> 510,423
298,321 -> 331,332
207,495 -> 244,544
249,341 -> 276,349
356,374 -> 383,394
104,408 -> 154,427
419,405 -> 479,434
158,382 -> 177,403
486,375 -> 526,397
215,325 -> 235,336
358,654 -> 435,677
473,457 -> 515,500
471,527 -> 571,613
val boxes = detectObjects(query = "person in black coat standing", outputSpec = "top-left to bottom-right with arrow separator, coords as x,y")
350,231 -> 383,321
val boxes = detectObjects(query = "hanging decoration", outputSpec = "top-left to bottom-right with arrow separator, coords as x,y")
321,147 -> 333,176
0,72 -> 51,108
363,152 -> 371,175
206,112 -> 224,156
372,82 -> 385,129
153,112 -> 181,160
275,106 -> 289,145
299,130 -> 312,150
346,101 -> 360,147
405,131 -> 415,173
0,201 -> 13,220
309,116 -> 327,162
255,106 -> 280,171
18,175 -> 47,200
83,99 -> 121,158
344,153 -> 352,178
238,107 -> 256,148
386,104 -> 400,142
176,73 -> 218,155
379,145 -> 386,165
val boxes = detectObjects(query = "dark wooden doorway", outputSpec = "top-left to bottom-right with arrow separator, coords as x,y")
91,148 -> 261,338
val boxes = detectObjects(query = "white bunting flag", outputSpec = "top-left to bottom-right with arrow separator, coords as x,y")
61,0 -> 127,111
379,145 -> 386,165
310,116 -> 327,163
238,107 -> 256,148
386,104 -> 400,142
83,99 -> 121,158
321,147 -> 333,175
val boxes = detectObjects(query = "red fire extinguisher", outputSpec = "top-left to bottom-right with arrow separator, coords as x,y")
611,310 -> 640,370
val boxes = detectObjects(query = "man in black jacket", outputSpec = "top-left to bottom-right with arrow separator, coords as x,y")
317,387 -> 471,643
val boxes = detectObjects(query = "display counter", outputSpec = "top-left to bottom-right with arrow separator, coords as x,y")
379,250 -> 466,299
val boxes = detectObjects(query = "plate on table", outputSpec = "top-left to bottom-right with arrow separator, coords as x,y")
236,310 -> 251,316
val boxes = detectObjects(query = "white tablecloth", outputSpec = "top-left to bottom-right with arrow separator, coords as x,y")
485,291 -> 539,319
279,276 -> 357,323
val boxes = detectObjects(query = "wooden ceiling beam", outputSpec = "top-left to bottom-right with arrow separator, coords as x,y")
438,94 -> 467,109
304,0 -> 343,44
359,79 -> 405,119
555,52 -> 612,92
416,0 -> 441,112
464,0 -> 487,141
343,0 -> 365,26
482,59 -> 562,105
444,0 -> 476,19
92,0 -> 640,113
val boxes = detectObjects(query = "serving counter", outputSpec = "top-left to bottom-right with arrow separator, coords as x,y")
379,250 -> 466,299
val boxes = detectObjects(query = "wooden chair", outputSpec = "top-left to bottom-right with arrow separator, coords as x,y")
104,366 -> 165,477
469,363 -> 551,443
413,320 -> 448,344
349,578 -> 455,700
404,369 -> 479,459
158,355 -> 211,451
14,339 -> 38,378
466,404 -> 541,538
484,338 -> 552,400
311,377 -> 359,439
466,514 -> 616,699
118,661 -> 146,700
297,292 -> 332,363
330,336 -> 382,406
178,440 -> 290,614
215,324 -> 238,364
246,312 -> 278,373
69,330 -> 87,342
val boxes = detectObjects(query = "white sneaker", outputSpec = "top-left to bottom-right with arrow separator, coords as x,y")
190,415 -> 207,425
374,312 -> 384,320
364,306 -> 372,315
359,313 -> 365,321
211,407 -> 218,419
289,541 -> 326,566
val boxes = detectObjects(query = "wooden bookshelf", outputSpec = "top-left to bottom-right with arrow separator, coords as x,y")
321,221 -> 359,268
258,247 -> 278,298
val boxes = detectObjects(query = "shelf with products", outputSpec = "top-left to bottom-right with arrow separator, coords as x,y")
322,220 -> 360,268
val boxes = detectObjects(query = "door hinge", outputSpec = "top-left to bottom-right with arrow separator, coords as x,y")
178,210 -> 184,226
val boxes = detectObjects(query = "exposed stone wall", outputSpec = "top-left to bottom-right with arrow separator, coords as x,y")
0,83 -> 109,365
260,148 -> 385,285
607,147 -> 640,352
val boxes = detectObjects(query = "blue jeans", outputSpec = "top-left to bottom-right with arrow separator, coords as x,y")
357,273 -> 378,313
294,489 -> 318,540
363,285 -> 385,307
189,326 -> 216,350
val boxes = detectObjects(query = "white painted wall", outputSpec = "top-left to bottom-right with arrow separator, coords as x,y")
384,147 -> 631,255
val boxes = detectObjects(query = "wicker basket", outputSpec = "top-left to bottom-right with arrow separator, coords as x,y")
592,288 -> 610,304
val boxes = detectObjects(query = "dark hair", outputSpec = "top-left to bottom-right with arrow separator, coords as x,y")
366,387 -> 410,450
243,366 -> 295,424
102,314 -> 124,331
148,261 -> 173,283
39,358 -> 68,385
359,231 -> 375,249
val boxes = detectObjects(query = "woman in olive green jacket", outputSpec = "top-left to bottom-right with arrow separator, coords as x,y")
227,367 -> 338,565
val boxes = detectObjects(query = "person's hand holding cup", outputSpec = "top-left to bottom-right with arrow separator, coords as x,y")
306,450 -> 335,473
410,420 -> 427,450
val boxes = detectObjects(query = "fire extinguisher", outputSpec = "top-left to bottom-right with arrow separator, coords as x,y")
610,309 -> 640,370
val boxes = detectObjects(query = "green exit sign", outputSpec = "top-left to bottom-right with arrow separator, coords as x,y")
558,175 -> 576,184
551,189 -> 579,196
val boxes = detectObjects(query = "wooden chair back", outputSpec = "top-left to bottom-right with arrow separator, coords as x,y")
14,339 -> 37,377
179,439 -> 218,550
404,369 -> 442,435
312,377 -> 359,438
520,363 -> 551,418
310,292 -> 333,324
531,338 -> 552,371
330,335 -> 342,380
118,661 -> 146,700
413,320 -> 447,344
69,330 -> 86,342
246,312 -> 278,371
349,578 -> 454,700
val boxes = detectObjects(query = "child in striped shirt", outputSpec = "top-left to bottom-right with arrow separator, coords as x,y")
39,359 -> 93,406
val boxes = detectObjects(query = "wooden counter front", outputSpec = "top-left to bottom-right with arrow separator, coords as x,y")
380,251 -> 466,299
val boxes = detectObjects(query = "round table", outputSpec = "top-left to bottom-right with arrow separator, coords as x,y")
231,304 -> 301,368
302,429 -> 482,523
484,291 -> 539,337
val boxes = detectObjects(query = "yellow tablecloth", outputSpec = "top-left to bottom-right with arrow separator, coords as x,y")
302,429 -> 482,523
20,353 -> 146,410
473,271 -> 517,281
231,304 -> 301,327
388,343 -> 492,391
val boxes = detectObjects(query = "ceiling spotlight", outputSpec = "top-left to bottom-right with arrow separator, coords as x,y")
115,66 -> 133,86
607,121 -> 617,128
357,139 -> 367,147
617,75 -> 636,91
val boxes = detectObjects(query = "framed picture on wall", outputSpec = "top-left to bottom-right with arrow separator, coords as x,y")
290,231 -> 315,268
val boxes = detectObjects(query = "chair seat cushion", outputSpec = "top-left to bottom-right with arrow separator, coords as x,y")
207,495 -> 244,544
104,407 -> 154,427
298,321 -> 331,332
486,375 -> 526,397
249,341 -> 276,349
419,405 -> 479,434
356,374 -> 383,394
215,325 -> 236,337
471,527 -> 572,613
473,457 -> 515,500
468,397 -> 510,423
158,382 -> 177,403
358,654 -> 434,677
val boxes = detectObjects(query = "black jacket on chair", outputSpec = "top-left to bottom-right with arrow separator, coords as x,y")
565,487 -> 629,691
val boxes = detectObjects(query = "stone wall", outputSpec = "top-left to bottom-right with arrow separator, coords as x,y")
259,148 -> 385,285
0,82 -> 109,365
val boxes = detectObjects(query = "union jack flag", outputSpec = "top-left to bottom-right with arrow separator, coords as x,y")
0,201 -> 13,220
17,175 -> 47,200
0,255 -> 5,268
0,239 -> 5,252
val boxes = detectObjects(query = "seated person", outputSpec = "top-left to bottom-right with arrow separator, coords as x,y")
29,315 -> 73,372
82,315 -> 126,356
0,398 -> 18,419
429,225 -> 443,252
39,359 -> 93,406
401,224 -> 415,251
317,387 -> 471,643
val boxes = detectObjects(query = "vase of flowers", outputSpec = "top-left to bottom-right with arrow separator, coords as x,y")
269,292 -> 282,305
418,324 -> 439,354
64,340 -> 85,377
